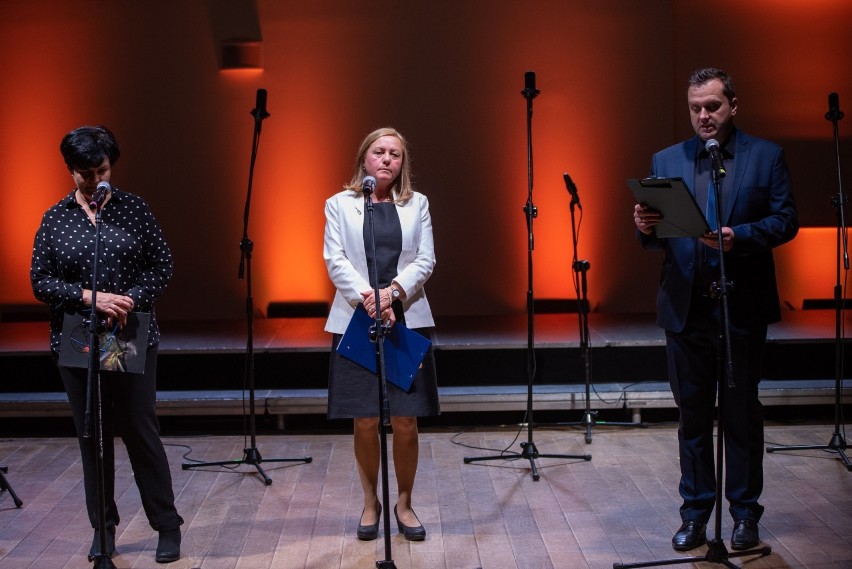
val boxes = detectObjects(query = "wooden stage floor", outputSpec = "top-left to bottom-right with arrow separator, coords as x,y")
1,422 -> 851,568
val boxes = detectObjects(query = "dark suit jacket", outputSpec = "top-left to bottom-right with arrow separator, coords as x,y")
640,129 -> 798,333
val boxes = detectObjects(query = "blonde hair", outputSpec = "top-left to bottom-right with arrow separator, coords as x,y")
344,127 -> 414,205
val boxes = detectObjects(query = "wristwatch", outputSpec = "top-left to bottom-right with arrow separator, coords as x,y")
389,285 -> 401,300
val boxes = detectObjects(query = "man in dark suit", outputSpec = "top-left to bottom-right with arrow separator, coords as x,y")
634,68 -> 798,552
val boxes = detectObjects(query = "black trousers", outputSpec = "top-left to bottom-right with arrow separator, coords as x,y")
58,344 -> 181,532
665,296 -> 766,524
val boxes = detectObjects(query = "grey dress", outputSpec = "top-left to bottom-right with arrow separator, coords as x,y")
327,202 -> 439,419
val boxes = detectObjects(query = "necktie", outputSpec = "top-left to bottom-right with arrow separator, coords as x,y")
706,179 -> 717,231
705,179 -> 719,269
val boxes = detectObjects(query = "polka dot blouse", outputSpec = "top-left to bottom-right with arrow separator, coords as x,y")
30,189 -> 173,353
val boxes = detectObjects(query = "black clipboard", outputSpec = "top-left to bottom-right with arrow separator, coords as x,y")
59,311 -> 150,374
336,304 -> 431,393
627,177 -> 710,238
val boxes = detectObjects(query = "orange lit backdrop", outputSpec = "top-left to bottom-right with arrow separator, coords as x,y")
1,1 -> 850,321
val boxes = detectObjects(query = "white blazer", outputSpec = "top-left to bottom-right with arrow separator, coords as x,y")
323,189 -> 436,334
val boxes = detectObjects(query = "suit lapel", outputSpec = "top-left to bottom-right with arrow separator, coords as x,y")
394,197 -> 416,263
345,192 -> 369,277
682,138 -> 699,196
726,132 -> 750,225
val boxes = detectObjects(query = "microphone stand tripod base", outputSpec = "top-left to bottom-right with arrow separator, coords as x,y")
0,466 -> 22,508
826,433 -> 852,470
464,440 -> 591,483
613,539 -> 771,569
521,441 -> 593,482
89,552 -> 117,569
766,433 -> 851,471
182,448 -> 312,486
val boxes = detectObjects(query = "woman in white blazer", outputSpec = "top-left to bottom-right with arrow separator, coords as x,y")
323,127 -> 439,542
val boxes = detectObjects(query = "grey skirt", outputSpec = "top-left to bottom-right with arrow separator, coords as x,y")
327,327 -> 440,419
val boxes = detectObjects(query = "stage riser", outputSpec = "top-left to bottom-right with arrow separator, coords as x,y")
0,341 -> 846,393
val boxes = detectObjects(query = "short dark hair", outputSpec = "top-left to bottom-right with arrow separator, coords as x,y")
688,68 -> 736,103
59,125 -> 121,171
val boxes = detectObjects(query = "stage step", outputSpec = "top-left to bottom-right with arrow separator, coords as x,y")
0,380 -> 847,427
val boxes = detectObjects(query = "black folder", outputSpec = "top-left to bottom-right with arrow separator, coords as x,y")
627,177 -> 710,238
59,311 -> 150,373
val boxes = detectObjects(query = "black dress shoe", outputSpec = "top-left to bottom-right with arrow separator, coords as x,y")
357,501 -> 382,541
394,505 -> 426,541
731,519 -> 760,550
155,528 -> 181,563
672,520 -> 707,551
89,524 -> 116,558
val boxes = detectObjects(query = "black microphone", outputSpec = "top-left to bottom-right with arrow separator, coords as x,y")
251,88 -> 270,121
825,92 -> 844,122
89,181 -> 111,211
361,175 -> 376,195
563,172 -> 580,207
705,139 -> 727,178
522,71 -> 540,99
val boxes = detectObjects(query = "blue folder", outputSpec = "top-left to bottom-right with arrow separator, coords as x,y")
336,304 -> 431,392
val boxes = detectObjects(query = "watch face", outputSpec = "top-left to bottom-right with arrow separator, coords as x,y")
391,288 -> 400,298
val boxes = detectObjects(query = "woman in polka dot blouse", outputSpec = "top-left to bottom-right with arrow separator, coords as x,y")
30,125 -> 182,564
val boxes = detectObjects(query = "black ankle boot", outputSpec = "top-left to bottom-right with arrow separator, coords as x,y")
155,528 -> 181,563
88,523 -> 116,559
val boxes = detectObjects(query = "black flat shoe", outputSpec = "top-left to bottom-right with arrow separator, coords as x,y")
155,528 -> 181,563
394,505 -> 426,541
731,519 -> 760,550
88,524 -> 116,559
672,520 -> 706,551
357,501 -> 382,541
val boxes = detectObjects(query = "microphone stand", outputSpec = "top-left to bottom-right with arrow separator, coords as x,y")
0,465 -> 22,508
766,93 -> 851,470
84,205 -> 116,569
362,185 -> 398,569
559,175 -> 644,444
464,72 -> 591,481
615,164 -> 770,568
182,89 -> 311,484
